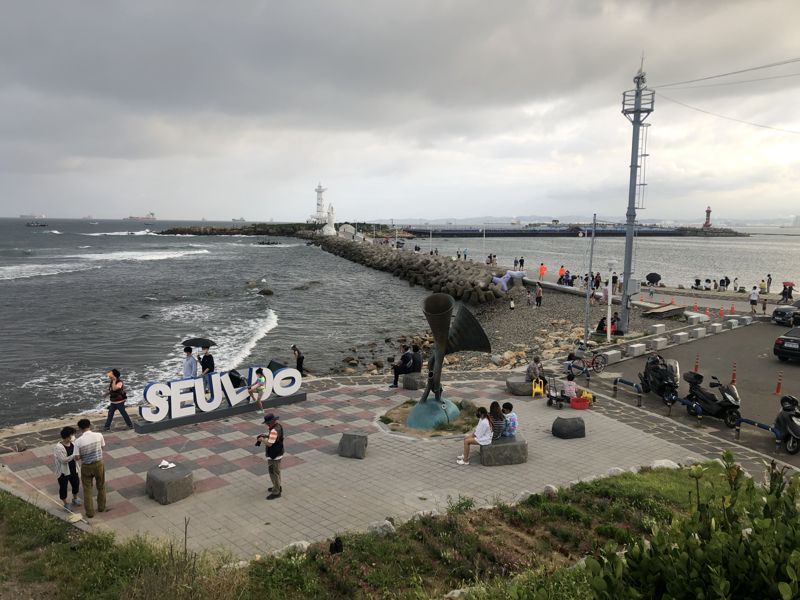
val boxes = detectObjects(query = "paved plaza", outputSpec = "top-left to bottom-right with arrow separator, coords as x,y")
1,378 -> 719,558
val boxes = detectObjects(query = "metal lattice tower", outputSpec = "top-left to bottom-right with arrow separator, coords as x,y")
619,68 -> 655,334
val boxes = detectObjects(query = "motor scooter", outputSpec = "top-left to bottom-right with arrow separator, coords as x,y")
682,371 -> 741,428
638,354 -> 680,405
773,395 -> 800,455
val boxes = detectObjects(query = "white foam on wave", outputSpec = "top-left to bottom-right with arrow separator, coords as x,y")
80,229 -> 157,237
160,303 -> 216,322
224,309 -> 279,368
0,263 -> 99,281
251,243 -> 300,248
63,249 -> 210,262
78,245 -> 92,249
44,230 -> 63,234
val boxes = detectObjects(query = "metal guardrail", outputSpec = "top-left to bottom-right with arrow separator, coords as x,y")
735,417 -> 782,453
612,377 -> 643,407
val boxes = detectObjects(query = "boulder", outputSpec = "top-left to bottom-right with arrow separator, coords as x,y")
257,288 -> 274,296
552,417 -> 586,440
367,520 -> 396,536
402,372 -> 425,390
338,431 -> 368,459
505,376 -> 531,396
479,436 -> 528,466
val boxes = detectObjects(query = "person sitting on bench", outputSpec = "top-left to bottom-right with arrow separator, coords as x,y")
389,344 -> 413,388
456,407 -> 492,465
501,402 -> 518,438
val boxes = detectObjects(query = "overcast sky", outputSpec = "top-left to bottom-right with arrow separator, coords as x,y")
1,0 -> 798,223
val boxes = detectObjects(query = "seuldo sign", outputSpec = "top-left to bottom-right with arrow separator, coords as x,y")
139,367 -> 302,423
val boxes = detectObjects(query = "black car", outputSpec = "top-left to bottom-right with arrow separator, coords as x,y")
772,300 -> 800,326
774,328 -> 800,362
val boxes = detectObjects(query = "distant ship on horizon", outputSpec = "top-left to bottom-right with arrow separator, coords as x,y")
20,213 -> 46,219
232,217 -> 246,222
125,212 -> 156,222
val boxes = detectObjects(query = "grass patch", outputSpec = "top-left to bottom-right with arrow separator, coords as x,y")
0,460 -> 735,599
380,399 -> 479,436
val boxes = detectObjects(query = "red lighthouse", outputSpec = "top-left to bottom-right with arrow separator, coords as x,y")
702,206 -> 712,229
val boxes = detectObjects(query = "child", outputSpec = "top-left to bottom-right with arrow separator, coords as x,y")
248,367 -> 267,411
562,373 -> 579,399
53,426 -> 81,511
501,402 -> 518,437
762,297 -> 768,315
526,288 -> 533,306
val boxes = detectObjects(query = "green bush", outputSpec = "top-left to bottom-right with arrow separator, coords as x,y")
586,451 -> 800,599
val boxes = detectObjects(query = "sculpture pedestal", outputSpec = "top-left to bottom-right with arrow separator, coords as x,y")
406,398 -> 460,429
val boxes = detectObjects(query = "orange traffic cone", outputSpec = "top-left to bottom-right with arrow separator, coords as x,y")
670,297 -> 675,305
731,362 -> 737,385
775,371 -> 783,395
640,295 -> 644,302
694,353 -> 700,371
730,303 -> 735,313
693,302 -> 699,312
705,307 -> 710,317
719,307 -> 725,318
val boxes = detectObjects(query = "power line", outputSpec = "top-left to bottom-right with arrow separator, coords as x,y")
665,71 -> 800,90
652,57 -> 800,88
659,93 -> 800,135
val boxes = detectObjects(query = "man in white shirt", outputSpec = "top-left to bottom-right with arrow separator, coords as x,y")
749,286 -> 759,315
182,346 -> 198,379
74,418 -> 106,518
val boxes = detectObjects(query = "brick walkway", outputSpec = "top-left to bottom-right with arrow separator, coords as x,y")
0,378 -> 714,558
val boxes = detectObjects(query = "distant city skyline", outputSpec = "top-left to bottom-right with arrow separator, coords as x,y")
1,2 -> 798,222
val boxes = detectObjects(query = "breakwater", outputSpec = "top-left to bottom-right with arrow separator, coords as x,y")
315,237 -> 511,305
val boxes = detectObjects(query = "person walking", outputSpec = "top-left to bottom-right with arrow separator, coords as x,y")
519,256 -> 525,270
291,344 -> 306,374
767,274 -> 773,294
74,418 -> 106,518
256,413 -> 284,500
749,286 -> 759,315
104,369 -> 133,430
538,263 -> 546,281
558,265 -> 566,284
53,426 -> 81,512
463,248 -> 468,261
456,249 -> 461,260
535,283 -> 543,307
182,346 -> 198,379
513,257 -> 519,269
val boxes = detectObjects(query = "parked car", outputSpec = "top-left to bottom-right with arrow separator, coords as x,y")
774,328 -> 800,362
772,300 -> 800,326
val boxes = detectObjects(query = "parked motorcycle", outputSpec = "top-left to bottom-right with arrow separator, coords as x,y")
773,395 -> 800,455
682,371 -> 741,428
638,354 -> 680,405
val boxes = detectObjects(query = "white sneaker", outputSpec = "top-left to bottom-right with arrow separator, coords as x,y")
456,455 -> 464,460
456,458 -> 469,465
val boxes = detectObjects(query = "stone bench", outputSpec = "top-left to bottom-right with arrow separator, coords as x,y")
338,431 -> 368,459
479,435 -> 528,466
145,464 -> 194,505
402,372 -> 425,390
505,376 -> 532,396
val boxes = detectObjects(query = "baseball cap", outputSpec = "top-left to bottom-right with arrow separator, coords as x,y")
263,413 -> 278,424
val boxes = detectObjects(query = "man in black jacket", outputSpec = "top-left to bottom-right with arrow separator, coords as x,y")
200,346 -> 215,391
411,344 -> 423,373
389,344 -> 413,388
256,413 -> 284,500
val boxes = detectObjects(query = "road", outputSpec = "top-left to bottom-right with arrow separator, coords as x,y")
581,321 -> 800,466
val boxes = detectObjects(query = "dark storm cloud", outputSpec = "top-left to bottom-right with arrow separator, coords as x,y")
0,0 -> 798,219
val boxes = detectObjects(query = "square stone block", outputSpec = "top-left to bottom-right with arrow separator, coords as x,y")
647,324 -> 666,335
145,465 -> 194,505
672,331 -> 689,344
739,315 -> 753,325
627,343 -> 646,357
479,436 -> 528,466
602,350 -> 622,364
338,431 -> 368,459
708,323 -> 723,334
402,372 -> 425,390
725,319 -> 740,329
691,327 -> 706,339
687,315 -> 702,325
649,337 -> 668,350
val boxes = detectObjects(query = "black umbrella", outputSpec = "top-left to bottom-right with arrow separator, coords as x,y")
182,337 -> 217,348
646,272 -> 661,285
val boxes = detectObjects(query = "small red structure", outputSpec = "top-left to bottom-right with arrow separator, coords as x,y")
702,206 -> 712,229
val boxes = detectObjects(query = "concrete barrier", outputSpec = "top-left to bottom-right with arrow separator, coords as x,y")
687,315 -> 703,325
739,315 -> 753,325
649,337 -> 668,350
647,324 -> 666,335
725,319 -> 740,329
672,331 -> 689,344
627,343 -> 647,357
602,350 -> 622,364
691,327 -> 706,339
146,465 -> 194,505
338,431 -> 369,459
708,323 -> 723,334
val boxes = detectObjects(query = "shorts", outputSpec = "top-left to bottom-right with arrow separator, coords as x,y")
750,300 -> 757,306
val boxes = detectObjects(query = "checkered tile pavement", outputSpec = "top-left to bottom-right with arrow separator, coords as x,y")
0,384 -> 429,522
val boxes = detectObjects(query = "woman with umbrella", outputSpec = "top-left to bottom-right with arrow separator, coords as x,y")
183,338 -> 216,389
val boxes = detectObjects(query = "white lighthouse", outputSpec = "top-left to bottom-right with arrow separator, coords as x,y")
309,183 -> 329,224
